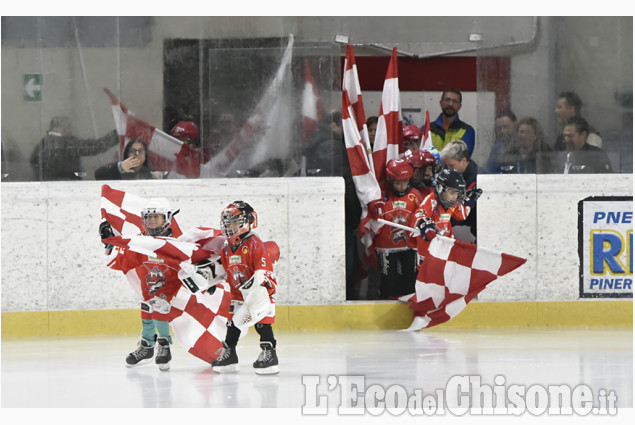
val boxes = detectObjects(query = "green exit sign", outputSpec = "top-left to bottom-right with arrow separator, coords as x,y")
24,74 -> 42,102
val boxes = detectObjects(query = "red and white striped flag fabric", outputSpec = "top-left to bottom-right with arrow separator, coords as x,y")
302,58 -> 325,140
421,110 -> 433,150
342,44 -> 381,207
205,35 -> 294,177
104,88 -> 209,178
100,185 -> 232,363
372,47 -> 402,190
399,235 -> 527,330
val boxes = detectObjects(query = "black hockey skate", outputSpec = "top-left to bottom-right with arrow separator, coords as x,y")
253,342 -> 279,375
155,337 -> 172,371
212,342 -> 239,373
125,336 -> 155,367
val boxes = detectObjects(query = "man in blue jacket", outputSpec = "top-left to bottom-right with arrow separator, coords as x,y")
427,89 -> 476,157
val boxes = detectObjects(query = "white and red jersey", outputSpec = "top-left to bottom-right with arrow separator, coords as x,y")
220,233 -> 278,302
375,188 -> 424,252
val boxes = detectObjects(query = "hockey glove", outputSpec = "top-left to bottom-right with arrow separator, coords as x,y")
416,218 -> 438,242
181,260 -> 218,293
464,188 -> 483,205
368,199 -> 385,221
99,220 -> 114,249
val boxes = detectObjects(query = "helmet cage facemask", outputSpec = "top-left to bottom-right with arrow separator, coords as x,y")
435,183 -> 465,209
220,201 -> 257,246
141,209 -> 173,237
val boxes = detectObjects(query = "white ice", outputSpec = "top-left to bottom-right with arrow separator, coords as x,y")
1,328 -> 632,421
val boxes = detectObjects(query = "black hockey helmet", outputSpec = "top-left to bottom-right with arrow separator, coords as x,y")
435,169 -> 466,209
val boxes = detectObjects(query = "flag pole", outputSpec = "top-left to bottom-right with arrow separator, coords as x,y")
377,218 -> 416,233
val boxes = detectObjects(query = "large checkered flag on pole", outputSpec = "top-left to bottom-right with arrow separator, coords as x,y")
100,185 -> 232,363
342,44 -> 381,206
342,44 -> 383,267
400,234 -> 526,330
372,46 -> 402,189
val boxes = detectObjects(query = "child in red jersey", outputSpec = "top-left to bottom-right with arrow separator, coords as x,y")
100,198 -> 183,371
212,201 -> 280,375
374,159 -> 424,298
410,169 -> 471,261
403,149 -> 438,197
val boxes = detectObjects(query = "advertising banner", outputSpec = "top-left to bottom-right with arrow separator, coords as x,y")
579,196 -> 633,298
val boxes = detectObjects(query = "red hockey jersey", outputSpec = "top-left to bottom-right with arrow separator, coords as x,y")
220,233 -> 278,303
374,189 -> 424,252
409,191 -> 470,257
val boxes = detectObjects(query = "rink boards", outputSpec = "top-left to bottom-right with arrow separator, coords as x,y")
1,175 -> 633,337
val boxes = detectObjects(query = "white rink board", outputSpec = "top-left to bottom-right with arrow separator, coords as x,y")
1,174 -> 632,312
0,177 -> 345,312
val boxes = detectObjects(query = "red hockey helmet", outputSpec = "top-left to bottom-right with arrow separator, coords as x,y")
386,159 -> 413,181
220,201 -> 258,247
403,149 -> 436,169
386,159 -> 413,197
170,121 -> 199,143
402,125 -> 423,142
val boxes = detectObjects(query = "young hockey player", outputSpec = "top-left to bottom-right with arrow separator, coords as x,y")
99,198 -> 183,371
410,168 -> 481,256
403,149 -> 438,197
212,201 -> 280,375
401,125 -> 423,153
374,159 -> 424,298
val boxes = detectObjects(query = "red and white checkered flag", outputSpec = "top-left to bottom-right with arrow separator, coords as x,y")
342,44 -> 383,269
372,46 -> 402,189
100,184 -> 182,237
166,282 -> 232,364
400,235 -> 527,330
342,44 -> 382,207
100,185 -> 231,363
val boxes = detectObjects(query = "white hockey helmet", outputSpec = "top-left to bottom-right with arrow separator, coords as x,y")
141,198 -> 175,236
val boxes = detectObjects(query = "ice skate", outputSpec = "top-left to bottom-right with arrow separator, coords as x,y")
125,336 -> 155,367
253,342 -> 279,375
212,342 -> 239,373
155,337 -> 172,371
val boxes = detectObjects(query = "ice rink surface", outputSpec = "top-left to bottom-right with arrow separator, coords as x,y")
1,327 -> 633,422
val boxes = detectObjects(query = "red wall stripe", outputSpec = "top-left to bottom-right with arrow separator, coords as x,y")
343,56 -> 511,113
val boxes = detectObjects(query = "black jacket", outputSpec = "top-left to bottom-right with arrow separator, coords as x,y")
30,130 -> 118,180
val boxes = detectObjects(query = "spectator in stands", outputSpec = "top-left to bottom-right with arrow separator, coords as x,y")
428,89 -> 476,156
440,140 -> 484,243
95,139 -> 164,180
497,117 -> 553,174
554,91 -> 603,150
561,117 -> 613,174
486,110 -> 517,173
30,115 -> 118,181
